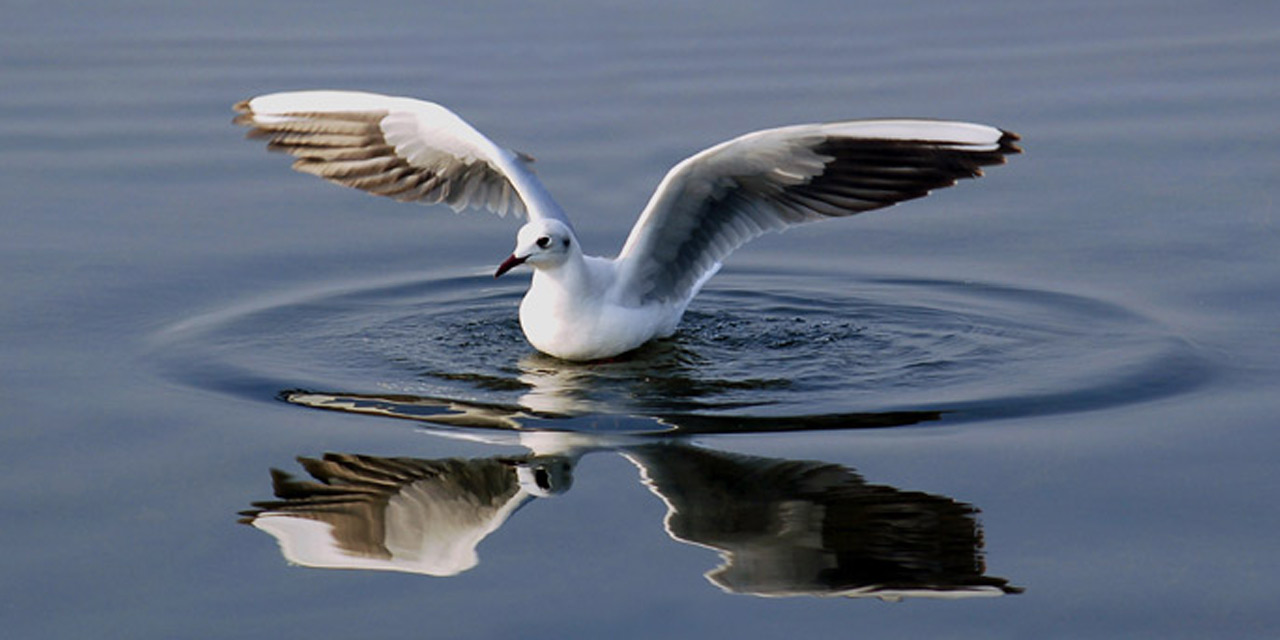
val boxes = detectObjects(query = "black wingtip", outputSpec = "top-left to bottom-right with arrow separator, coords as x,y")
999,130 -> 1023,154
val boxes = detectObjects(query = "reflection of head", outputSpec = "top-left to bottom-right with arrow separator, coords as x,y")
625,444 -> 1020,599
514,456 -> 575,497
241,453 -> 540,576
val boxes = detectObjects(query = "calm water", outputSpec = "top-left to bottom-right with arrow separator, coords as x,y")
3,1 -> 1278,638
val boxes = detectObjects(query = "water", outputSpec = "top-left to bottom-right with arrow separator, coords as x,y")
3,1 -> 1278,638
154,266 -> 1204,426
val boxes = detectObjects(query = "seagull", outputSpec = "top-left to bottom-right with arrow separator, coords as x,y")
235,91 -> 1020,361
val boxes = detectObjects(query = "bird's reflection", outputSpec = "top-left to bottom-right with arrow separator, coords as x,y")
243,421 -> 1019,599
247,350 -> 1017,598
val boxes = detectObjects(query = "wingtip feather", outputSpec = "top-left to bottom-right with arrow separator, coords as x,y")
998,130 -> 1023,154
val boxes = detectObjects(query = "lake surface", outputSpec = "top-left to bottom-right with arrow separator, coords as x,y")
3,1 -> 1278,637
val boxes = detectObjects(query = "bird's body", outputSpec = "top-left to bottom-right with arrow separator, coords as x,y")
235,91 -> 1019,361
519,254 -> 673,362
499,219 -> 702,360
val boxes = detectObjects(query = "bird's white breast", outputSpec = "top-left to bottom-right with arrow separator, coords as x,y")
518,262 -> 681,360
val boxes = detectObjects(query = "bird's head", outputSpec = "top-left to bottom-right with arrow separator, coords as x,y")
495,219 -> 576,277
506,456 -> 575,497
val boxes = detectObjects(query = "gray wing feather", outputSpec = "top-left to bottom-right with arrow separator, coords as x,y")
237,106 -> 527,216
614,121 -> 1021,305
234,91 -> 570,226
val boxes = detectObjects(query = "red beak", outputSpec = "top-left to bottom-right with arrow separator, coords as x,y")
494,254 -> 528,278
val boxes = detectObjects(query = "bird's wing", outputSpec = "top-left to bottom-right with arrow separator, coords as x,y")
234,90 -> 571,227
613,120 -> 1020,305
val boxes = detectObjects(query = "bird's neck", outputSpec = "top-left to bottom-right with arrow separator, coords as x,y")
529,250 -> 602,302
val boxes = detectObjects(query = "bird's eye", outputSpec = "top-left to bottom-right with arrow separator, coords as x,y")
536,236 -> 551,248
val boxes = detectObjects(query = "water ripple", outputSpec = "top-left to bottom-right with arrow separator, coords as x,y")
152,266 -> 1211,432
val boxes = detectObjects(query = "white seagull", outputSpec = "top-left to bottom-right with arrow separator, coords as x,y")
235,91 -> 1020,361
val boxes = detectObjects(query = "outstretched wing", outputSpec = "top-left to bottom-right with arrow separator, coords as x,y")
613,120 -> 1021,305
234,90 -> 570,227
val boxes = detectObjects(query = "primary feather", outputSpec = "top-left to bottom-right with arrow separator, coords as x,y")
234,90 -> 570,228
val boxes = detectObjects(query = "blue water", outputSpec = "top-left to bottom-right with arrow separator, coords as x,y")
2,1 -> 1278,638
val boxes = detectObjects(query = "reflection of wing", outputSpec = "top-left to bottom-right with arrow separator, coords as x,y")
283,390 -> 529,429
626,444 -> 1020,599
280,388 -> 941,435
240,453 -> 530,576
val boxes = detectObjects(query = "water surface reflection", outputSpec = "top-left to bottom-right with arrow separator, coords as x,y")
242,401 -> 1019,600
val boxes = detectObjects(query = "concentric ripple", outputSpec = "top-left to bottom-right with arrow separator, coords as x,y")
152,265 -> 1210,432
